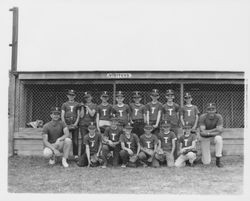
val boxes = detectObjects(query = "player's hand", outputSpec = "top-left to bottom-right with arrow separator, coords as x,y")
153,124 -> 157,128
180,148 -> 185,154
130,120 -> 134,124
127,149 -> 134,156
53,149 -> 61,157
87,161 -> 92,168
96,152 -> 100,157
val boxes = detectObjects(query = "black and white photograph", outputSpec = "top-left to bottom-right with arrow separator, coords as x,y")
1,0 -> 249,199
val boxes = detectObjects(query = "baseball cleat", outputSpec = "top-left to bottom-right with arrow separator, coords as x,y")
62,157 -> 69,168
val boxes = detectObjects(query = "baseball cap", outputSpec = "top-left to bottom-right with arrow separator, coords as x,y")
88,123 -> 96,130
132,91 -> 142,98
166,89 -> 174,96
84,91 -> 92,98
124,124 -> 133,129
51,106 -> 61,114
101,91 -> 109,97
116,91 -> 124,98
67,89 -> 76,96
206,103 -> 216,110
144,124 -> 153,130
184,92 -> 192,99
150,89 -> 159,97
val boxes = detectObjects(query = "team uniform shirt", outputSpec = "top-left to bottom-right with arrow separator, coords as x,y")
162,103 -> 180,126
179,133 -> 197,148
129,103 -> 146,120
157,131 -> 177,152
112,104 -> 130,124
104,126 -> 123,142
83,133 -> 102,155
146,101 -> 163,122
140,134 -> 158,150
180,105 -> 200,126
61,101 -> 80,125
42,120 -> 67,144
79,102 -> 97,126
119,133 -> 140,153
199,113 -> 224,130
96,103 -> 113,121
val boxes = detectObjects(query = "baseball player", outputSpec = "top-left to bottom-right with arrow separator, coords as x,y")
77,123 -> 103,167
102,117 -> 123,167
199,103 -> 224,167
155,123 -> 177,167
42,107 -> 72,168
180,92 -> 200,130
96,91 -> 113,133
79,91 -> 97,155
119,124 -> 141,168
145,89 -> 163,135
112,91 -> 131,128
138,124 -> 159,168
61,89 -> 80,160
129,91 -> 146,137
175,125 -> 197,167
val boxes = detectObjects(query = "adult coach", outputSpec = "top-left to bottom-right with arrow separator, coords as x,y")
42,107 -> 72,168
199,103 -> 224,167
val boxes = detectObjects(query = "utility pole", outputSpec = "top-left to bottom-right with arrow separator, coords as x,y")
8,7 -> 19,156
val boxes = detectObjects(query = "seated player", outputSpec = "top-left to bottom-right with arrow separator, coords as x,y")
102,117 -> 123,168
77,123 -> 103,167
138,124 -> 159,168
119,124 -> 141,168
155,123 -> 177,167
175,125 -> 197,167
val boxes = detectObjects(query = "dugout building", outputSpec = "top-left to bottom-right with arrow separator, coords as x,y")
8,71 -> 245,156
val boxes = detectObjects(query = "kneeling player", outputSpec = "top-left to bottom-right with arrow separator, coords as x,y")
138,124 -> 159,168
119,124 -> 140,168
155,123 -> 177,167
175,125 -> 197,167
102,117 -> 123,168
77,123 -> 103,167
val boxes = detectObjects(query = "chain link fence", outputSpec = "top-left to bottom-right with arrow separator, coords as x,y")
15,79 -> 244,130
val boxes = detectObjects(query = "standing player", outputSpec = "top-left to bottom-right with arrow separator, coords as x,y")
119,124 -> 141,168
180,92 -> 200,130
77,123 -> 103,167
61,89 -> 80,160
155,123 -> 177,167
138,124 -> 159,168
96,91 -> 113,133
145,89 -> 163,135
175,125 -> 197,167
102,117 -> 123,167
199,103 -> 224,167
112,91 -> 131,128
129,91 -> 146,137
79,91 -> 97,155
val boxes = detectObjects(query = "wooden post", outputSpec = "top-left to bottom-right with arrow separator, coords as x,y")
8,7 -> 19,156
180,83 -> 184,108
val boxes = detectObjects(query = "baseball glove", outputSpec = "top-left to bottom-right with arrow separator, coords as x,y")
129,155 -> 138,163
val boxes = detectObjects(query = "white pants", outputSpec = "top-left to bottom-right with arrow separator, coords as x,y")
175,152 -> 197,167
43,138 -> 72,159
200,135 -> 223,164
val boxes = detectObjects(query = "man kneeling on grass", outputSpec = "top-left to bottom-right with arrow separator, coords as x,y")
119,124 -> 140,168
42,107 -> 72,168
175,125 -> 197,167
77,123 -> 104,167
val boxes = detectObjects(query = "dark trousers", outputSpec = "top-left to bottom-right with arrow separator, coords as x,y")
170,125 -> 180,160
79,125 -> 89,155
132,120 -> 145,137
149,120 -> 160,135
70,128 -> 79,156
102,144 -> 121,166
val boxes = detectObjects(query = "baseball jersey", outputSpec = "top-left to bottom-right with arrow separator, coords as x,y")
162,102 -> 180,126
83,133 -> 102,155
61,101 -> 80,124
112,104 -> 130,124
179,133 -> 197,148
146,101 -> 163,122
42,120 -> 67,144
129,103 -> 146,120
97,103 -> 113,121
119,133 -> 139,153
157,131 -> 177,152
79,102 -> 97,126
199,113 -> 223,130
180,105 -> 200,126
104,126 -> 123,142
140,134 -> 158,150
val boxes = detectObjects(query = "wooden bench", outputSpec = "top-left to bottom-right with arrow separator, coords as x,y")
13,128 -> 244,156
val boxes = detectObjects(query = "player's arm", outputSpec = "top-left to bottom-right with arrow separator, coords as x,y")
192,114 -> 199,130
180,108 -> 185,127
171,138 -> 176,156
157,139 -> 161,150
179,142 -> 184,154
56,126 -> 70,142
200,125 -> 223,137
154,110 -> 162,128
61,109 -> 66,124
80,105 -> 85,118
96,112 -> 100,132
97,138 -> 102,157
74,108 -> 80,127
85,144 -> 92,166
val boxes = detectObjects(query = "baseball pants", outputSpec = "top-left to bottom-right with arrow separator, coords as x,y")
43,138 -> 72,159
102,144 -> 121,166
200,135 -> 223,164
69,128 -> 79,156
138,152 -> 160,168
132,120 -> 145,137
119,150 -> 138,166
175,152 -> 197,167
79,124 -> 90,155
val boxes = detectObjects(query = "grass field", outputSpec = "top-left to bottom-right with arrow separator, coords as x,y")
8,155 -> 243,194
